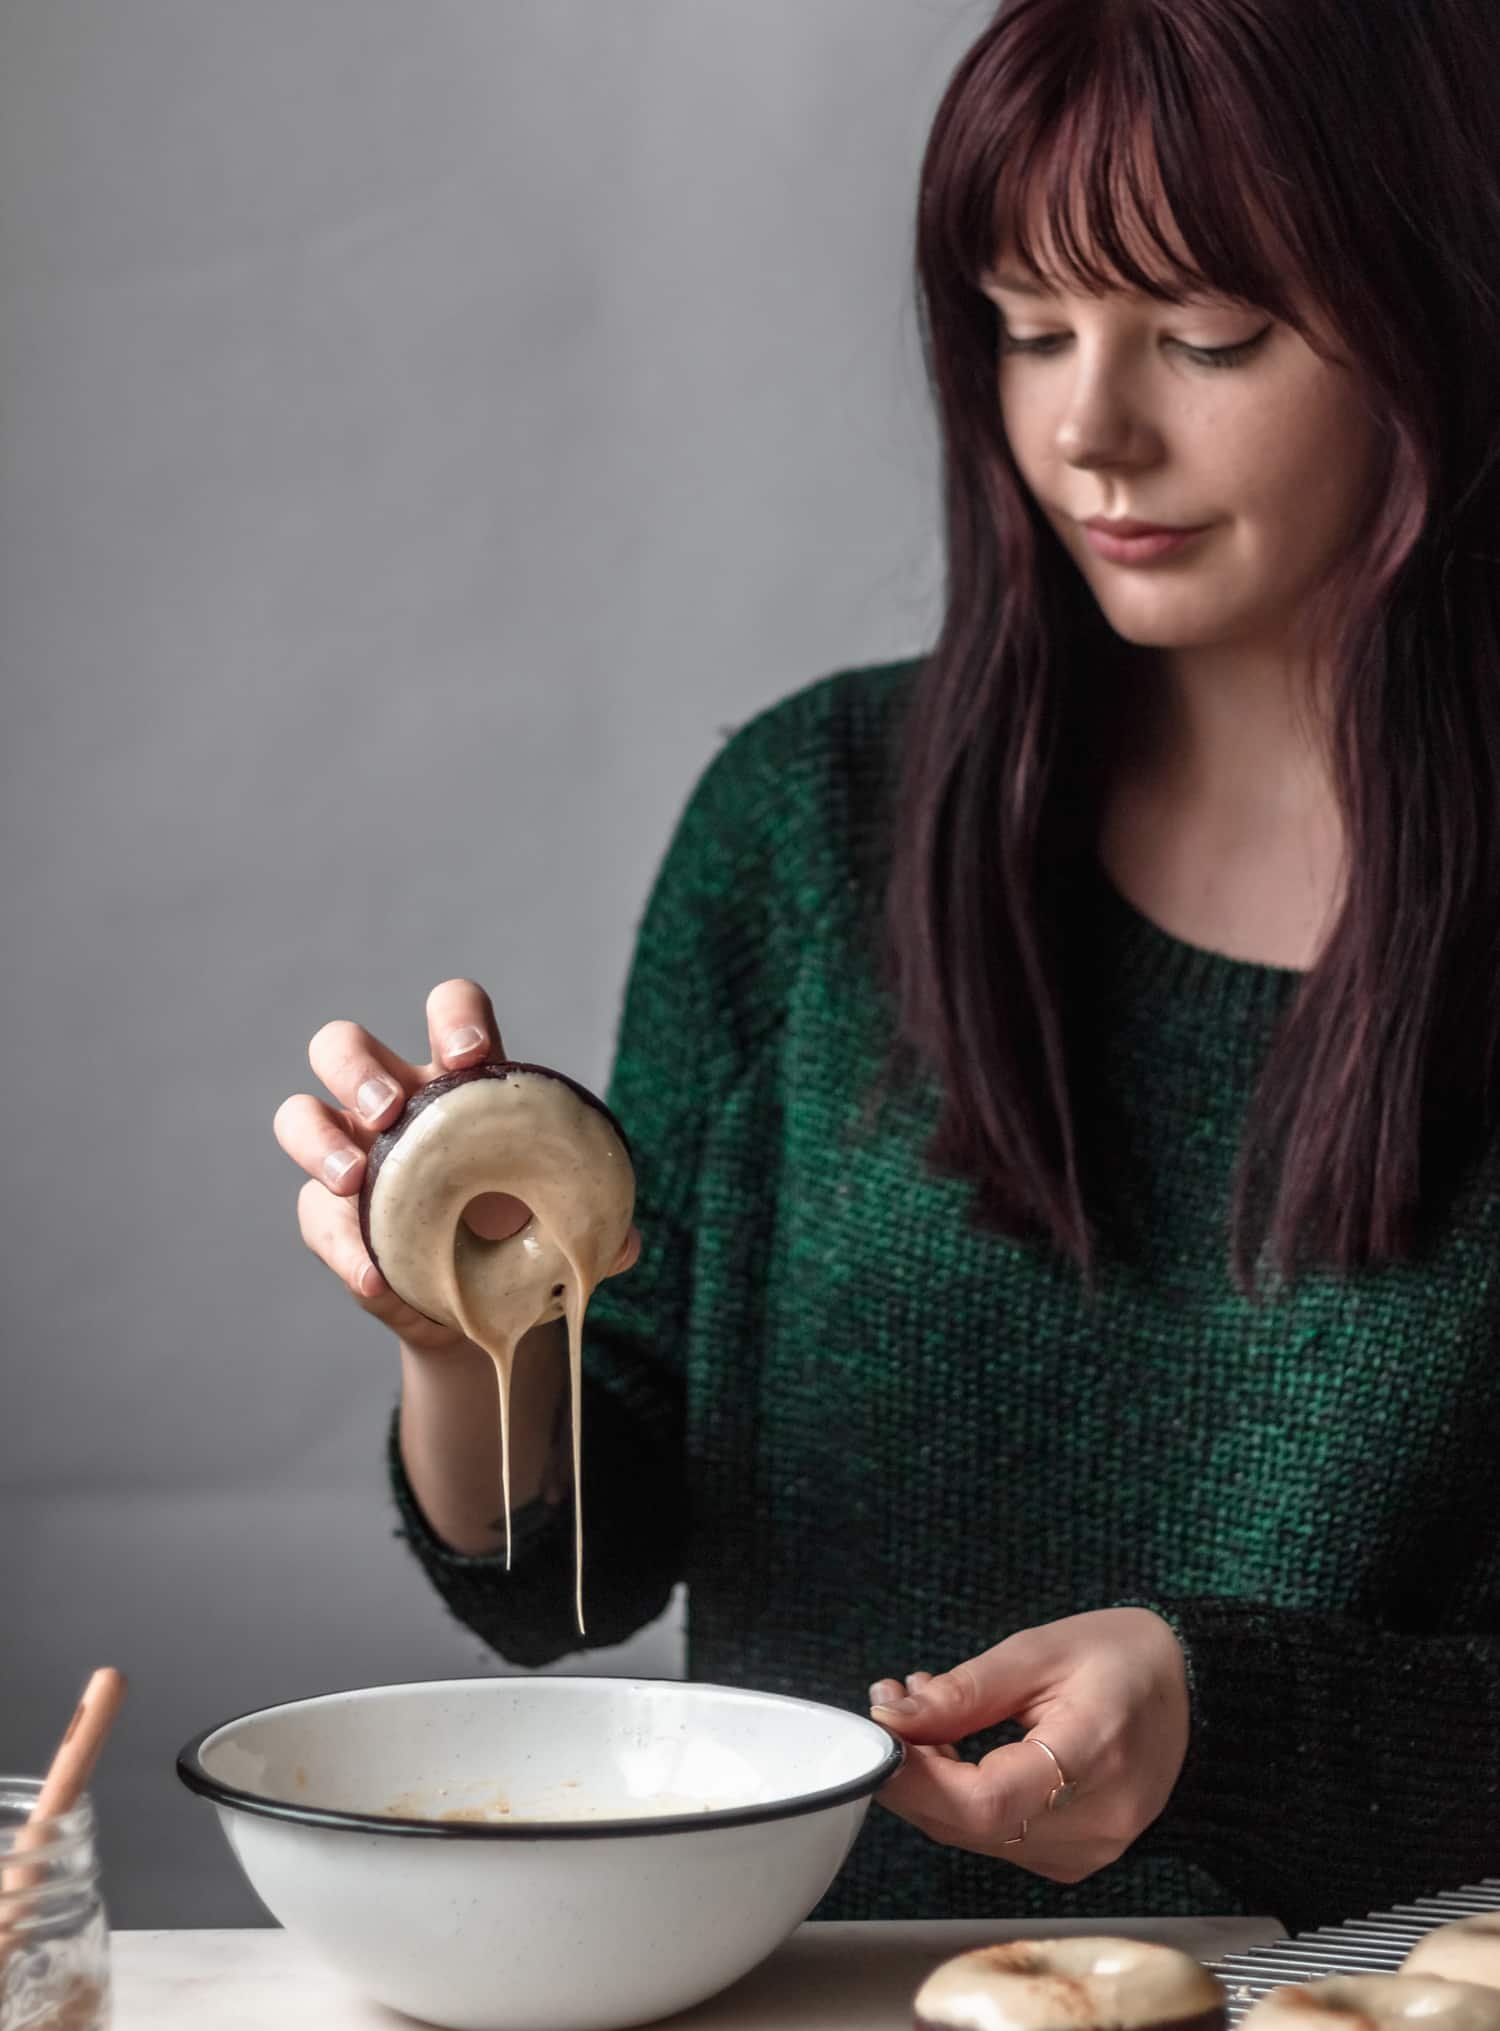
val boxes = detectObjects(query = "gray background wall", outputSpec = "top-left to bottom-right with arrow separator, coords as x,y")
0,0 -> 979,1926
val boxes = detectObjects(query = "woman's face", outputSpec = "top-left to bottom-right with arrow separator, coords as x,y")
980,244 -> 1385,665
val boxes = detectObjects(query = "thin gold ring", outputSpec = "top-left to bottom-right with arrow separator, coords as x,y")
1000,1816 -> 1028,1848
1026,1736 -> 1077,1812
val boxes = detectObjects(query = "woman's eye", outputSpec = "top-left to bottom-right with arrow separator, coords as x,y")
997,324 -> 1274,370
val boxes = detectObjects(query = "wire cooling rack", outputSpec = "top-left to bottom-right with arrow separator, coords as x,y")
1208,1880 -> 1500,2022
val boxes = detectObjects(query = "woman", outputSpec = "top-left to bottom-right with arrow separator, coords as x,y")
273,0 -> 1500,1929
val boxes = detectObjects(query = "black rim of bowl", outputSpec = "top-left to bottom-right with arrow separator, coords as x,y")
175,1674 -> 906,1840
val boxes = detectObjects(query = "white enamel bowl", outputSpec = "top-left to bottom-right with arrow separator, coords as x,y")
177,1675 -> 902,2031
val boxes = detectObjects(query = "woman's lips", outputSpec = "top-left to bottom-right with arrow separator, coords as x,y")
1081,520 -> 1211,564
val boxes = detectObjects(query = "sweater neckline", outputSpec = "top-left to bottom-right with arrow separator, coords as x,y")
1083,860 -> 1305,1024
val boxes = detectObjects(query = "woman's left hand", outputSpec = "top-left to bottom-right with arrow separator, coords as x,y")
867,1607 -> 1190,1883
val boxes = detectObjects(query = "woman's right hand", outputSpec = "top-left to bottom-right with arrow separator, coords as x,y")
272,977 -> 642,1355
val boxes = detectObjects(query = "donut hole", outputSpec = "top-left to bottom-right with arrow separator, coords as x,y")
460,1192 -> 533,1242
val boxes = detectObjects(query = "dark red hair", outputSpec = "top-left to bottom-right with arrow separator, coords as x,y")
886,0 -> 1500,1282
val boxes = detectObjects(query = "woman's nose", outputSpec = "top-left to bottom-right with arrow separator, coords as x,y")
1055,368 -> 1153,471
1057,410 -> 1147,471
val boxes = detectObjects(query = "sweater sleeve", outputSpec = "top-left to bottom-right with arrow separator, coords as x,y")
388,690 -> 807,1668
1127,1590 -> 1500,1929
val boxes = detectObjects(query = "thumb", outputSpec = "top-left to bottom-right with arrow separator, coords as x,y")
869,1639 -> 1035,1746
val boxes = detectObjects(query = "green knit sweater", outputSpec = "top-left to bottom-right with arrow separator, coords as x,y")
389,657 -> 1500,1930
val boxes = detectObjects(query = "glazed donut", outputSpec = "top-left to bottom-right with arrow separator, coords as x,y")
1403,1919 -> 1500,1990
912,1937 -> 1227,2031
360,1062 -> 635,1632
1239,1976 -> 1500,2031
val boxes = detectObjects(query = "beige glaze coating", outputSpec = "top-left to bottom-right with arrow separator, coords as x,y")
913,1937 -> 1226,2031
1240,1977 -> 1500,2031
365,1069 -> 634,1632
1404,1920 -> 1500,1990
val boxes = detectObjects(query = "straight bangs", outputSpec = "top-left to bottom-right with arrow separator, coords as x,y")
941,48 -> 1307,330
890,0 -> 1500,1285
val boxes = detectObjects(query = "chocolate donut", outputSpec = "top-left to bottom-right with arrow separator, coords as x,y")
1239,1976 -> 1500,2031
360,1060 -> 635,1634
359,1063 -> 632,1324
912,1937 -> 1227,2031
1403,1919 -> 1500,1990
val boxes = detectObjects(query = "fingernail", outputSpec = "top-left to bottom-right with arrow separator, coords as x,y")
871,1696 -> 921,1717
356,1075 -> 400,1120
444,1026 -> 485,1058
357,1263 -> 383,1297
868,1679 -> 902,1706
324,1148 -> 361,1188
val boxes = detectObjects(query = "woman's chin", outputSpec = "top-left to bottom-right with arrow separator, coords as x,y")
1088,592 -> 1257,653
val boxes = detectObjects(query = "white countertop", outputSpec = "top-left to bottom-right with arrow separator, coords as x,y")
113,1915 -> 1284,2028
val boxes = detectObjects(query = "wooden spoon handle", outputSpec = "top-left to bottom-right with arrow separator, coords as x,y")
29,1669 -> 128,1826
1,1668 -> 127,1910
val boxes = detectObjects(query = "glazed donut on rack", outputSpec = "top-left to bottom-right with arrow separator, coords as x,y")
1402,1918 -> 1500,1990
1240,1975 -> 1500,2031
912,1937 -> 1227,2031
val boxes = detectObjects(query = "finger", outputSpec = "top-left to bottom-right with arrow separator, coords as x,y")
905,1674 -> 960,1758
274,1092 -> 370,1193
425,979 -> 507,1073
1012,1731 -> 1083,1812
868,1675 -> 960,1760
308,1020 -> 421,1133
297,1177 -> 386,1300
869,1633 -> 1040,1745
874,1741 -> 999,1841
876,1738 -> 1051,1846
607,1225 -> 642,1277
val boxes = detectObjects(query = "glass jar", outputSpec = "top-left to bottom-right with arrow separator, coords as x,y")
0,1782 -> 109,2031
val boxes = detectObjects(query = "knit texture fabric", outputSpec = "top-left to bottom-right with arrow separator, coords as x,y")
389,657 -> 1500,1929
